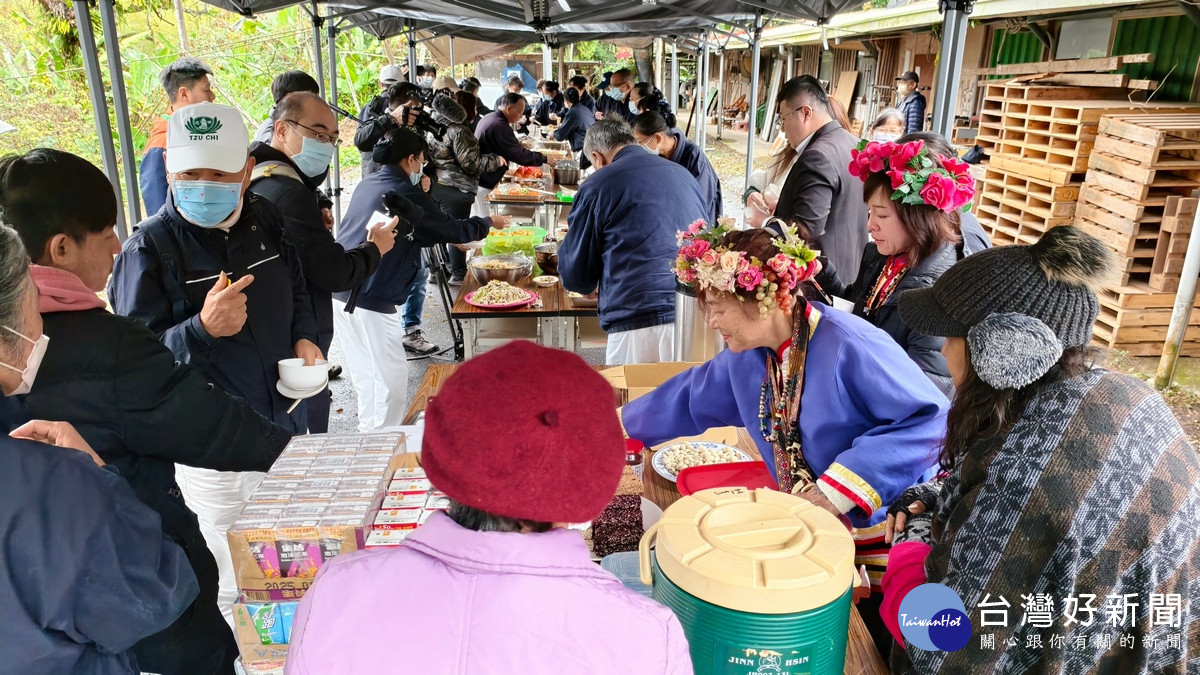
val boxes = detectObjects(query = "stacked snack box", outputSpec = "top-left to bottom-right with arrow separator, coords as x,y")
228,432 -> 411,673
363,467 -> 452,548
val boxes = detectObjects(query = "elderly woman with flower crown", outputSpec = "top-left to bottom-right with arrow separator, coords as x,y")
814,138 -> 976,397
622,222 -> 949,656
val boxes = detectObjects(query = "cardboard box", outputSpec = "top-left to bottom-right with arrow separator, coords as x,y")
233,601 -> 292,664
600,362 -> 704,404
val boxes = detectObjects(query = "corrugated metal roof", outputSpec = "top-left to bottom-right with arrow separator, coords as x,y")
1113,13 -> 1200,101
760,0 -> 1158,46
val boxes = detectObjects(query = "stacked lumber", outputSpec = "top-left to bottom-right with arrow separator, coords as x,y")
1073,114 -> 1200,355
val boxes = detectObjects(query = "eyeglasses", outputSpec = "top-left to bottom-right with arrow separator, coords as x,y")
284,119 -> 341,146
776,106 -> 805,129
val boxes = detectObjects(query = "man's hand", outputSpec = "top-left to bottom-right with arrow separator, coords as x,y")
498,156 -> 508,167
10,420 -> 105,467
594,111 -> 604,121
293,339 -> 324,366
490,214 -> 511,229
392,104 -> 421,127
420,175 -> 432,193
367,216 -> 398,256
546,156 -> 559,168
200,272 -> 254,339
321,207 -> 334,232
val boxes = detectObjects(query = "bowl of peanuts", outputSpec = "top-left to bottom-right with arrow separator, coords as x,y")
651,441 -> 753,482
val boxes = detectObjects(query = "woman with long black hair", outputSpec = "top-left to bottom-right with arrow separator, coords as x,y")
882,226 -> 1200,672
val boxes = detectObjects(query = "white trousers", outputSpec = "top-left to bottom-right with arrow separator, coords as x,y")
333,300 -> 410,431
174,465 -> 265,628
605,323 -> 675,365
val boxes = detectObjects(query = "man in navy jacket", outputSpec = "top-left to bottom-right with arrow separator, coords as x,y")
532,80 -> 567,126
109,103 -> 321,625
895,71 -> 927,134
558,119 -> 708,365
476,94 -> 560,193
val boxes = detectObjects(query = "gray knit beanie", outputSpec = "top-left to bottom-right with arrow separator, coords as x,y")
900,226 -> 1114,348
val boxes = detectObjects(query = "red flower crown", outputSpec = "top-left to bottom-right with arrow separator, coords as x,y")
849,139 -> 975,213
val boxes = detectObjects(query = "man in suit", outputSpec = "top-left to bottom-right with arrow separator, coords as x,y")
895,71 -> 927,134
767,75 -> 868,287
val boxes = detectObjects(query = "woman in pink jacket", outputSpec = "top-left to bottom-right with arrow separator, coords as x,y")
287,341 -> 693,674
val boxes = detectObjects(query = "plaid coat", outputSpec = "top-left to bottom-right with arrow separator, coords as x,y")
891,369 -> 1200,673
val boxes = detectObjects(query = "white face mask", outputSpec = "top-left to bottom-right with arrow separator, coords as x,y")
0,326 -> 49,396
872,131 -> 902,143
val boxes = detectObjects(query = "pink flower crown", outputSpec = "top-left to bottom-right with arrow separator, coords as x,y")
673,220 -> 820,317
849,139 -> 975,213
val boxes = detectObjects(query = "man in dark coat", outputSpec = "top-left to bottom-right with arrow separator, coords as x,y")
249,92 -> 396,432
532,80 -> 567,126
109,103 -> 321,629
353,66 -> 410,176
770,75 -> 869,287
895,71 -> 927,135
558,119 -> 708,365
0,148 -> 292,674
476,94 -> 560,193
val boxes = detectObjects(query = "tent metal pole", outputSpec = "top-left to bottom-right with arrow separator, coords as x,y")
327,20 -> 342,235
311,1 -> 325,96
932,0 -> 974,139
671,42 -> 680,113
542,44 -> 552,81
73,0 -> 128,238
745,11 -> 763,187
786,46 -> 795,79
697,35 -> 707,151
406,22 -> 418,83
98,0 -> 141,226
448,36 -> 455,79
654,38 -> 664,92
716,49 -> 725,141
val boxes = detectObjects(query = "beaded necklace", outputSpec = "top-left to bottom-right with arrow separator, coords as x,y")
863,254 -> 909,317
758,300 -> 820,493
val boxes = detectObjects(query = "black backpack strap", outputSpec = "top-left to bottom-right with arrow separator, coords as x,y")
136,220 -> 190,327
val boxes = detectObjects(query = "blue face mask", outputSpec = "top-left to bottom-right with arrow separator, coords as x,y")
173,179 -> 242,228
607,88 -> 625,101
628,101 -> 639,115
291,136 -> 336,178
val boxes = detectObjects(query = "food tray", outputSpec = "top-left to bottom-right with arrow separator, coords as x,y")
488,191 -> 546,203
464,288 -> 538,310
651,442 -> 753,482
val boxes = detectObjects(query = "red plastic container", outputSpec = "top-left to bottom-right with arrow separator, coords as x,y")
676,461 -> 778,496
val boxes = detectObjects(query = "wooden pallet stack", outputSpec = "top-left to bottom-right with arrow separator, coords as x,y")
1072,114 -> 1200,355
972,81 -> 1185,247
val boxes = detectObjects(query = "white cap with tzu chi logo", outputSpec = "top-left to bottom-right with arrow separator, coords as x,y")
166,102 -> 249,174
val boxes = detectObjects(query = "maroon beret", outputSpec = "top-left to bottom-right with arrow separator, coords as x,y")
421,341 -> 625,523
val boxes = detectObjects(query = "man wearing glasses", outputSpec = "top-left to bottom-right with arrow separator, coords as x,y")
249,92 -> 397,432
768,75 -> 867,287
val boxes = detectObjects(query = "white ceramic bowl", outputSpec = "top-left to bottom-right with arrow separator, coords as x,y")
533,275 -> 559,287
278,358 -> 328,391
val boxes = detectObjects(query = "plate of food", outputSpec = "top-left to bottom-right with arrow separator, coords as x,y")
513,166 -> 544,179
465,280 -> 538,309
651,441 -> 754,482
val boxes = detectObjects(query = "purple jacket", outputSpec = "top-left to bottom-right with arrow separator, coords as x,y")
287,512 -> 693,675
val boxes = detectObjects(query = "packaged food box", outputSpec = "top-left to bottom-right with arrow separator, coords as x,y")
233,601 -> 293,664
247,491 -> 295,504
387,478 -> 432,495
241,504 -> 288,519
297,477 -> 342,490
373,508 -> 422,530
425,494 -> 451,510
365,528 -> 411,547
335,475 -> 388,490
381,493 -> 426,510
393,467 -> 427,480
256,478 -> 304,491
275,519 -> 322,579
322,500 -> 375,516
291,489 -> 337,502
334,488 -> 382,502
282,503 -> 327,519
